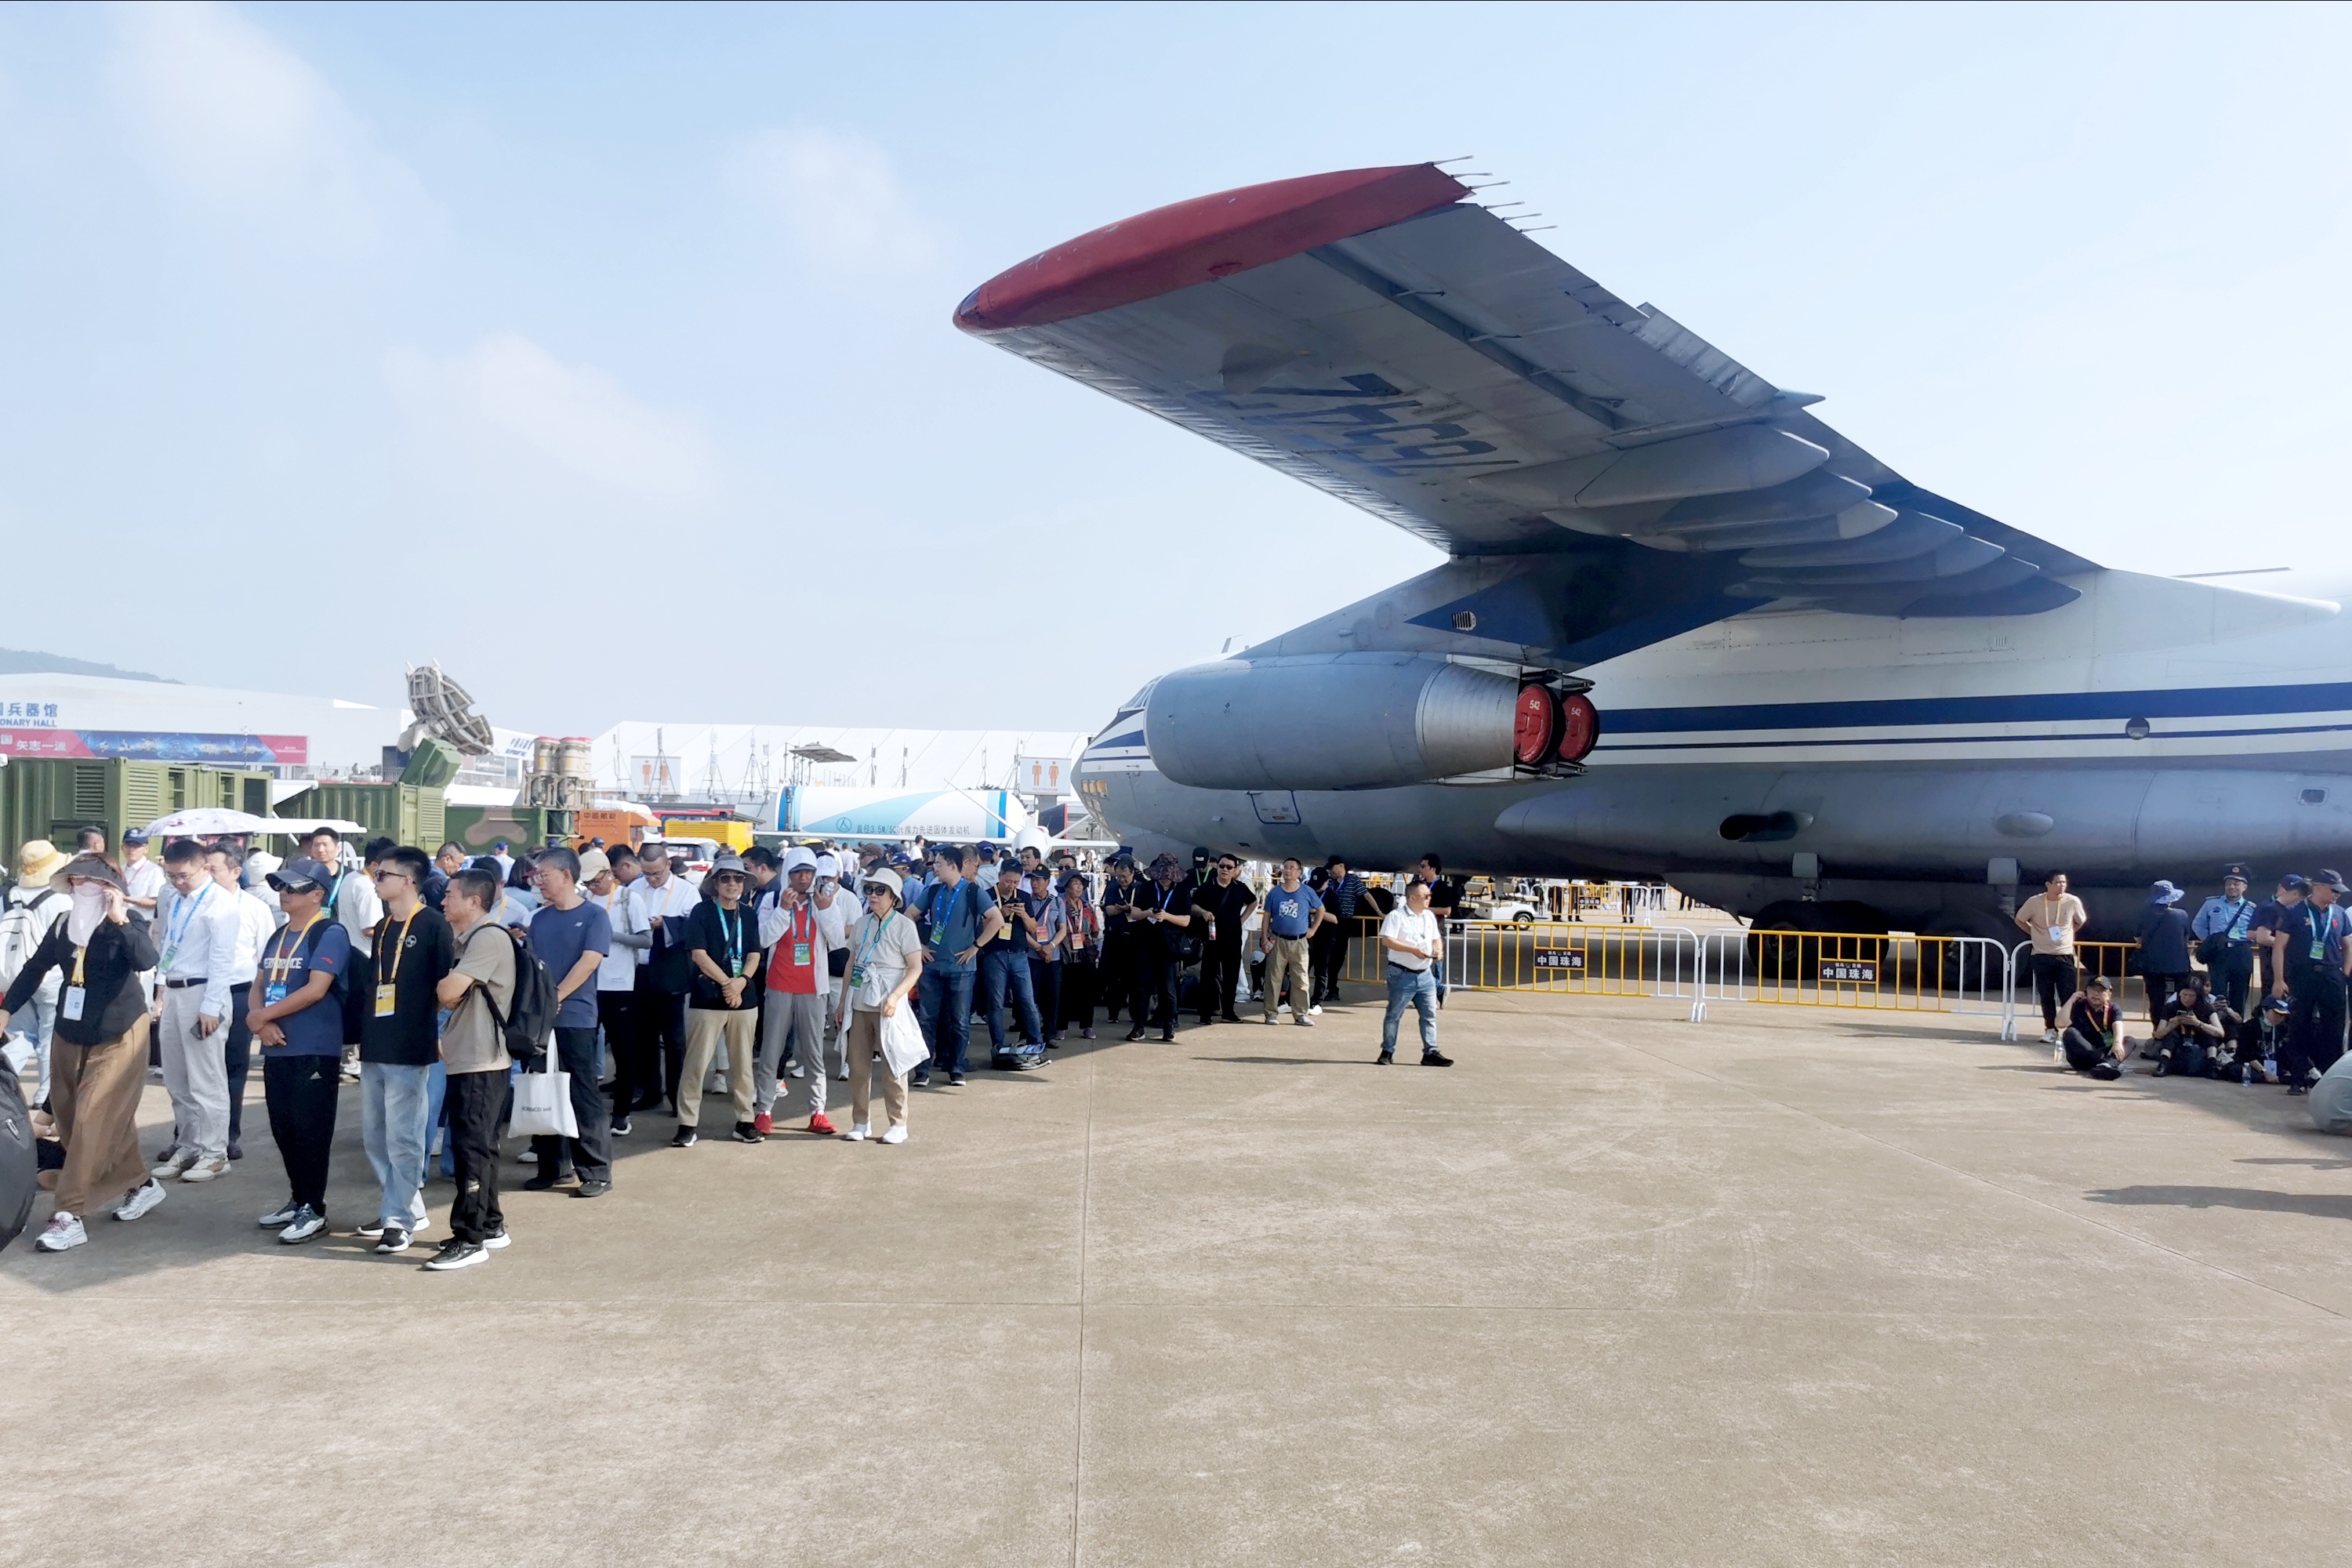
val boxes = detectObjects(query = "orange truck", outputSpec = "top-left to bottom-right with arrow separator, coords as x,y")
571,807 -> 655,852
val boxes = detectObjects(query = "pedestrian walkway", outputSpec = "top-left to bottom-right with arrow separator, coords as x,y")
6,992 -> 2349,1565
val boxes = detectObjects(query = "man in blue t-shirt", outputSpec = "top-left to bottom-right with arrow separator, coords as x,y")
1258,858 -> 1325,1025
915,845 -> 996,1084
249,856 -> 353,1243
526,848 -> 615,1192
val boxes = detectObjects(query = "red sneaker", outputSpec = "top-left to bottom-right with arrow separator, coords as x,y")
753,1112 -> 773,1136
808,1112 -> 837,1136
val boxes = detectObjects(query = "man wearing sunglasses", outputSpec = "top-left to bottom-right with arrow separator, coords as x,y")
1192,855 -> 1256,1025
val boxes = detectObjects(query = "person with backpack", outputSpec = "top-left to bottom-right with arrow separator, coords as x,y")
523,847 -> 613,1192
4,839 -> 73,1106
428,866 -> 519,1269
245,857 -> 350,1244
4,853 -> 165,1253
357,847 -> 455,1255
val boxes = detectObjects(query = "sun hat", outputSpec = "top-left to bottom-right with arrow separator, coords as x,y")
49,851 -> 124,894
709,852 -> 747,880
2151,880 -> 2185,905
864,867 -> 903,898
15,839 -> 69,889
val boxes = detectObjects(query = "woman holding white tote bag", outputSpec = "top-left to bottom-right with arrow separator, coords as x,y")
835,869 -> 925,1145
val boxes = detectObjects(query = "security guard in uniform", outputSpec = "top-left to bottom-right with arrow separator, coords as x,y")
2190,863 -> 2260,1016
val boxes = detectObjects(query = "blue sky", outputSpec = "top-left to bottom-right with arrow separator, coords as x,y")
3,2 -> 2347,734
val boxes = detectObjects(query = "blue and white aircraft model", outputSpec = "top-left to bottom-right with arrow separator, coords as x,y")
958,163 -> 2352,942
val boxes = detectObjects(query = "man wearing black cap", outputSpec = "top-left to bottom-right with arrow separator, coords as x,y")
2271,869 -> 2351,1095
2191,865 -> 2259,1016
247,857 -> 351,1243
2250,874 -> 2310,1011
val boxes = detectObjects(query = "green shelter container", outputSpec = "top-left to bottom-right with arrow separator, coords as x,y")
443,804 -> 575,854
2,759 -> 274,863
275,782 -> 446,851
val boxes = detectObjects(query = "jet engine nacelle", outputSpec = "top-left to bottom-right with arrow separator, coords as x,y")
1145,654 -> 1587,791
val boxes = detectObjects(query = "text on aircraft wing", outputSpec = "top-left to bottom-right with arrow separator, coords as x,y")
958,164 -> 2094,619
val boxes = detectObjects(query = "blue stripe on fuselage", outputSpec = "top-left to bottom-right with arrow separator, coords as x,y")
1602,681 -> 2352,735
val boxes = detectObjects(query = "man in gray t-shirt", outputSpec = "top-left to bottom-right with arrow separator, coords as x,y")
430,868 -> 517,1268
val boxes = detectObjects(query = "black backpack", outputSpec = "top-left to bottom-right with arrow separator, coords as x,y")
478,924 -> 558,1061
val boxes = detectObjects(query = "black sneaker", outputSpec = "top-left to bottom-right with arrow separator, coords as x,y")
2286,1083 -> 2308,1096
910,1070 -> 931,1087
423,1239 -> 488,1272
731,1121 -> 764,1144
611,1116 -> 633,1137
481,1228 -> 513,1249
949,1071 -> 967,1086
1421,1051 -> 1454,1067
1221,1012 -> 1242,1024
376,1225 -> 413,1254
522,1171 -> 568,1191
670,1127 -> 698,1148
1376,1051 -> 1393,1065
575,1179 -> 611,1198
1158,1028 -> 1176,1043
227,1142 -> 243,1161
1125,1028 -> 1146,1042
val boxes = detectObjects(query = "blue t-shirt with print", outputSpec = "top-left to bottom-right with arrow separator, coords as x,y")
1263,884 -> 1323,939
265,920 -> 352,1057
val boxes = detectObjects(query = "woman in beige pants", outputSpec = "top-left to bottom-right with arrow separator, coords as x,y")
836,869 -> 924,1145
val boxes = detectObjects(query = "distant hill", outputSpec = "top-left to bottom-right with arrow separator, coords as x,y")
0,648 -> 176,684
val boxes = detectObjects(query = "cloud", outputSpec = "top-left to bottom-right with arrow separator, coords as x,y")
387,333 -> 718,501
728,125 -> 935,273
103,0 -> 434,247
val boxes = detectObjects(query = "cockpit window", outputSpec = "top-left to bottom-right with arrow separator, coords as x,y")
1093,680 -> 1155,743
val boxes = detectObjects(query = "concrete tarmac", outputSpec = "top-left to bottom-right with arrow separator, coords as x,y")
5,992 -> 2350,1566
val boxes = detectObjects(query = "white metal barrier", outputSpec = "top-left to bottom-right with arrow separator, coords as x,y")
1430,920 -> 1705,1004
1693,929 -> 2016,1034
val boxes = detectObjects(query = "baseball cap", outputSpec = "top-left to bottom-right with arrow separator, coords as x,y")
267,855 -> 332,896
2318,869 -> 2350,895
576,849 -> 611,882
815,852 -> 841,878
2283,873 -> 2311,891
122,827 -> 149,845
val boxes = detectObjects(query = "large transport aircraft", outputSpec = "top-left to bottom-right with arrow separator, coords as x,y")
957,162 -> 2352,944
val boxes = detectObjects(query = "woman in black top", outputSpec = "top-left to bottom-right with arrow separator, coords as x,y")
1,854 -> 164,1251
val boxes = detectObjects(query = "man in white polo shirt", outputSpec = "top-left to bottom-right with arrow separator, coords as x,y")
1376,877 -> 1452,1068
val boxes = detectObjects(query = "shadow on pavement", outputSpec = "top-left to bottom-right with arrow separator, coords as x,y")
2086,1185 -> 2352,1220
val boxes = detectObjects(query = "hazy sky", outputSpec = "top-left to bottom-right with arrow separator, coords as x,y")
3,2 -> 2347,734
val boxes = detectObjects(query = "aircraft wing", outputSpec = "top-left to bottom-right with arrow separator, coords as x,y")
958,163 -> 2094,618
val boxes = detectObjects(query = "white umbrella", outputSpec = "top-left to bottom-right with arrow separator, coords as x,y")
143,808 -> 276,838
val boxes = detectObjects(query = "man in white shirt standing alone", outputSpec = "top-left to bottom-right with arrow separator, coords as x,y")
151,838 -> 246,1181
1377,877 -> 1453,1068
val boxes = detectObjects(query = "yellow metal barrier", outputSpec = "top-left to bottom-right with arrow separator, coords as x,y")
1697,930 -> 2011,1029
1336,919 -> 1700,1000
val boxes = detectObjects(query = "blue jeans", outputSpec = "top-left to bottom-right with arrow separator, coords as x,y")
1381,965 -> 1439,1058
918,966 -> 976,1076
981,948 -> 1045,1060
423,1059 -> 454,1177
360,1062 -> 431,1228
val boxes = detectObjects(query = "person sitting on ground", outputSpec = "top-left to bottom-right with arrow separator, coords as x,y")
2307,1049 -> 2352,1134
2149,977 -> 2230,1077
2060,976 -> 2129,1080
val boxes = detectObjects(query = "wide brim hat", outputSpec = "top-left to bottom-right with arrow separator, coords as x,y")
708,852 -> 748,880
864,866 -> 903,898
49,851 -> 124,894
16,839 -> 69,888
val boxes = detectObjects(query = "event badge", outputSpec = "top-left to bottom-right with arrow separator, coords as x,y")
376,982 -> 397,1018
60,986 -> 85,1022
158,945 -> 176,972
263,982 -> 289,1007
2045,925 -> 2066,946
732,956 -> 746,978
849,964 -> 868,989
793,941 -> 813,967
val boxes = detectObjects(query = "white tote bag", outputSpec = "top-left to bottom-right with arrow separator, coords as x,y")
878,1002 -> 930,1080
509,1054 -> 577,1140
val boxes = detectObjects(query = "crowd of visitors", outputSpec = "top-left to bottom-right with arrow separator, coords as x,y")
2,827 -> 1454,1267
2018,863 -> 2352,1112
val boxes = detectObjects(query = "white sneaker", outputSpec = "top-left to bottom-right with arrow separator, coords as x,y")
179,1155 -> 230,1183
1277,1003 -> 1292,1014
35,1211 -> 86,1251
1308,1004 -> 1323,1017
786,1062 -> 805,1079
879,1124 -> 907,1145
2042,1029 -> 2059,1046
517,1149 -> 539,1164
844,1123 -> 870,1142
150,1149 -> 196,1179
834,1065 -> 849,1081
112,1180 -> 168,1222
